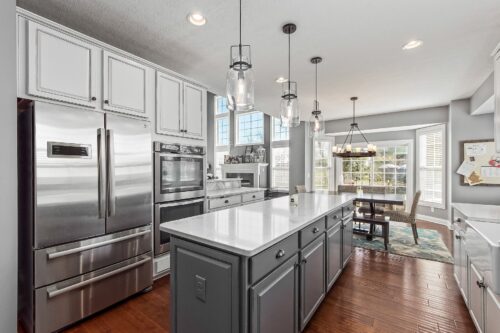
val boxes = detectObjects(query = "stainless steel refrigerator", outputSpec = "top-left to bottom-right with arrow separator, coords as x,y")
18,100 -> 153,333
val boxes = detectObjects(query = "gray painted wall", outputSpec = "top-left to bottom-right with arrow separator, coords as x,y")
470,72 -> 494,115
325,105 -> 449,134
450,99 -> 499,205
0,0 -> 18,331
289,122 -> 307,193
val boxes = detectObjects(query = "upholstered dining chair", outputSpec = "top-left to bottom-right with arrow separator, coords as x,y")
384,191 -> 421,244
295,185 -> 307,193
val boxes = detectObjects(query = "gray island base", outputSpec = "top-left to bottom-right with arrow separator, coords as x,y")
162,193 -> 356,333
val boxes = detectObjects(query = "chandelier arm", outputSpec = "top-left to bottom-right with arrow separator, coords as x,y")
341,127 -> 353,149
355,124 -> 371,145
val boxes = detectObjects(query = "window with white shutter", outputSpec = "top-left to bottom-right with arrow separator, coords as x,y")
416,124 -> 446,208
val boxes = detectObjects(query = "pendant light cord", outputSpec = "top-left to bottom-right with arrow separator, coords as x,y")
288,31 -> 291,93
238,0 -> 242,60
315,62 -> 318,110
352,98 -> 356,124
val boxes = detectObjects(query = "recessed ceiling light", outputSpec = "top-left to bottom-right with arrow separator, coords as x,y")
187,12 -> 206,26
402,40 -> 423,50
275,77 -> 287,83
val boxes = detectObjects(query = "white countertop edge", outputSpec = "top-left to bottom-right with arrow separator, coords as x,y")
463,220 -> 500,248
206,187 -> 266,199
162,195 -> 355,256
452,202 -> 500,223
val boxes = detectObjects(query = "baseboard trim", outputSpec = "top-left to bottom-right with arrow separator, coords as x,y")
416,214 -> 451,229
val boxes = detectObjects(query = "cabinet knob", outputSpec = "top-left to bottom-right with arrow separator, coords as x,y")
455,235 -> 461,240
476,281 -> 485,289
91,97 -> 97,101
224,199 -> 229,204
312,227 -> 320,234
104,100 -> 109,104
276,249 -> 285,259
456,218 -> 462,223
301,259 -> 308,264
252,195 -> 256,199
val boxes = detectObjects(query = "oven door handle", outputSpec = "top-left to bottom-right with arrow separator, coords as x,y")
158,198 -> 205,208
157,153 -> 205,159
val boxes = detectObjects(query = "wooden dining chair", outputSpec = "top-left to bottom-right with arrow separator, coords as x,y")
384,191 -> 421,244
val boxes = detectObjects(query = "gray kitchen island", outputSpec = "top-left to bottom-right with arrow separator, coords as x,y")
161,193 -> 356,333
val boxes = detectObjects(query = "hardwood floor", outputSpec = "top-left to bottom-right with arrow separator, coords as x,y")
28,223 -> 475,333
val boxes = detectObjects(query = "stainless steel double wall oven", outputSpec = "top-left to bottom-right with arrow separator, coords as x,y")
154,142 -> 206,255
18,100 -> 153,333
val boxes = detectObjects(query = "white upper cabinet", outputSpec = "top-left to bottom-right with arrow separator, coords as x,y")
156,72 -> 183,135
183,82 -> 205,139
27,21 -> 99,107
156,71 -> 206,140
103,50 -> 147,117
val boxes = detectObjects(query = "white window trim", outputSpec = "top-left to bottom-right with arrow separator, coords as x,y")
214,97 -> 230,177
416,124 -> 446,209
234,110 -> 265,146
270,117 -> 290,192
334,139 -> 414,208
313,137 -> 335,192
215,115 -> 230,147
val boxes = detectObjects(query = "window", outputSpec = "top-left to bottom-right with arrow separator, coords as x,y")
216,117 -> 229,146
417,125 -> 445,208
314,140 -> 332,191
270,117 -> 289,191
340,143 -> 410,195
214,96 -> 230,178
235,111 -> 264,145
272,117 -> 289,141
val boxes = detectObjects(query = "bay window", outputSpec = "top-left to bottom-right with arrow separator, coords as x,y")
270,117 -> 289,191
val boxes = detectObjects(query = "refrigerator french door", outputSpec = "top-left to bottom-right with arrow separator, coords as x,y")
18,100 -> 153,333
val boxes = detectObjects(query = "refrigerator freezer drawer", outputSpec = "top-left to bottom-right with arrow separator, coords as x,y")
35,253 -> 152,333
34,225 -> 152,288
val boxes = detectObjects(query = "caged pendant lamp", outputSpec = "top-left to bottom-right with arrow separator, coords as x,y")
332,97 -> 377,158
280,23 -> 300,128
309,57 -> 325,137
226,0 -> 254,112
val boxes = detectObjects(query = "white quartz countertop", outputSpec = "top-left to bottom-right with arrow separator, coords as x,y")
161,193 -> 355,256
466,220 -> 500,247
206,187 -> 265,199
453,202 -> 500,223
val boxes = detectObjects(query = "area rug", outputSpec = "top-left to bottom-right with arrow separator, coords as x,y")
353,222 -> 454,264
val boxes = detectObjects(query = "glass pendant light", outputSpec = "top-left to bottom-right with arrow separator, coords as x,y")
309,57 -> 325,137
226,0 -> 254,112
280,23 -> 300,127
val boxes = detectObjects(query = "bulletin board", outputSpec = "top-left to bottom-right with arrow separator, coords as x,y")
459,139 -> 500,186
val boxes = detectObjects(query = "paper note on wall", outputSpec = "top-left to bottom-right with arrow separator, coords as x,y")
465,143 -> 487,156
456,161 -> 475,177
481,166 -> 500,178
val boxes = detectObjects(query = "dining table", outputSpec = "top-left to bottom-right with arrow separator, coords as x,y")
352,193 -> 406,247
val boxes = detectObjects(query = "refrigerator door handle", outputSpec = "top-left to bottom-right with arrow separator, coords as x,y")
47,257 -> 151,298
97,128 -> 107,219
106,129 -> 116,217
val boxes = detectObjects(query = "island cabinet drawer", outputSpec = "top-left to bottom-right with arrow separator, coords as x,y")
326,209 -> 342,229
300,218 -> 326,248
249,233 -> 299,284
343,203 -> 355,217
242,191 -> 264,203
209,195 -> 242,210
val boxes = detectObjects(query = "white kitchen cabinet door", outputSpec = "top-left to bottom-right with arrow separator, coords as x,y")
469,263 -> 484,333
485,287 -> 500,333
27,21 -> 99,107
453,230 -> 461,286
156,72 -> 183,136
103,50 -> 147,117
183,82 -> 205,139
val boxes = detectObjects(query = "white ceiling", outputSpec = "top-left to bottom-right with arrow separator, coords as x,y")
18,0 -> 500,120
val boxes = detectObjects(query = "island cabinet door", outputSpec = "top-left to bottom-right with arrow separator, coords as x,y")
250,254 -> 299,333
171,238 -> 240,333
300,235 -> 326,330
326,222 -> 343,291
342,216 -> 354,267
485,287 -> 500,333
469,263 -> 484,333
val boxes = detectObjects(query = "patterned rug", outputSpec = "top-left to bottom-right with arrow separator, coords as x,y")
353,222 -> 454,264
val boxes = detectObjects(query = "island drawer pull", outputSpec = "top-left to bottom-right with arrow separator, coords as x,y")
455,235 -> 461,240
301,259 -> 307,264
312,227 -> 320,234
252,195 -> 256,199
276,249 -> 285,258
476,281 -> 485,289
224,199 -> 229,204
